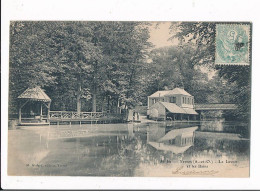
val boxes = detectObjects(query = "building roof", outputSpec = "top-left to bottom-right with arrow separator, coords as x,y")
195,103 -> 237,110
159,102 -> 198,115
149,90 -> 171,98
149,88 -> 192,97
160,102 -> 187,114
182,107 -> 198,115
165,88 -> 192,96
18,86 -> 51,102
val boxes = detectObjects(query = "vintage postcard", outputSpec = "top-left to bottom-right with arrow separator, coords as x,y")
6,21 -> 252,178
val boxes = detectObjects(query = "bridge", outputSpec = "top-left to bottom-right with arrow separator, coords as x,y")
194,103 -> 237,111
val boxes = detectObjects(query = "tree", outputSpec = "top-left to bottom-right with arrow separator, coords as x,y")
9,22 -> 57,114
146,45 -> 214,104
170,22 -> 251,122
94,22 -> 151,111
9,21 -> 152,115
9,21 -> 103,113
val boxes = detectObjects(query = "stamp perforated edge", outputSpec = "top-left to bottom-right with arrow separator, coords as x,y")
214,23 -> 252,66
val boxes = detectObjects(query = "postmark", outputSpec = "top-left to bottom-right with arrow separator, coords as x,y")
215,24 -> 250,65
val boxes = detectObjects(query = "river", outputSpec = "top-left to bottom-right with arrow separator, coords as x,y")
8,120 -> 250,177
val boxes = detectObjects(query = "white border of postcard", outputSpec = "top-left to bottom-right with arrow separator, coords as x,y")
2,0 -> 260,190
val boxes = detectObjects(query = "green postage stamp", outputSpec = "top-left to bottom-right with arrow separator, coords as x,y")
215,24 -> 251,65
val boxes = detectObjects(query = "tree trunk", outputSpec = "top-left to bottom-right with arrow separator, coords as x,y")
92,60 -> 98,112
77,82 -> 81,114
92,86 -> 97,112
107,95 -> 110,112
92,82 -> 97,112
117,98 -> 120,114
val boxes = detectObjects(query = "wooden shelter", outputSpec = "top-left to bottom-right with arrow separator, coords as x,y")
17,86 -> 51,125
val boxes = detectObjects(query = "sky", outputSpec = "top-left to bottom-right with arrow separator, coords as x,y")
148,22 -> 216,79
148,22 -> 179,48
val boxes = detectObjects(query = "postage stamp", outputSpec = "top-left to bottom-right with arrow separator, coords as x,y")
215,24 -> 251,65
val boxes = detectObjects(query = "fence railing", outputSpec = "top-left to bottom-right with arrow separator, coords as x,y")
49,111 -> 108,120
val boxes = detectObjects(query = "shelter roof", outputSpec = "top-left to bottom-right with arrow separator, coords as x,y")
18,86 -> 51,102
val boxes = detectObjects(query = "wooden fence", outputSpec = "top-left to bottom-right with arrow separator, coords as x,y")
49,111 -> 108,120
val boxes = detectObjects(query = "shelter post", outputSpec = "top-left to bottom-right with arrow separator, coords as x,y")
40,103 -> 43,121
47,102 -> 51,122
18,105 -> 22,124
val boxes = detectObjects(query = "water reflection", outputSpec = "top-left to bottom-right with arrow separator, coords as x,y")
8,121 -> 250,176
147,124 -> 197,154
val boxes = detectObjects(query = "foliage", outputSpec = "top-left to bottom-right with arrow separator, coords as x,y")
170,22 -> 251,122
144,45 -> 234,104
9,21 -> 251,122
9,21 -> 151,114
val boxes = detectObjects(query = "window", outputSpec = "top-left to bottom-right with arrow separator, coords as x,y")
192,98 -> 194,105
183,97 -> 185,103
159,98 -> 164,102
188,98 -> 190,104
152,99 -> 155,104
170,97 -> 176,103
